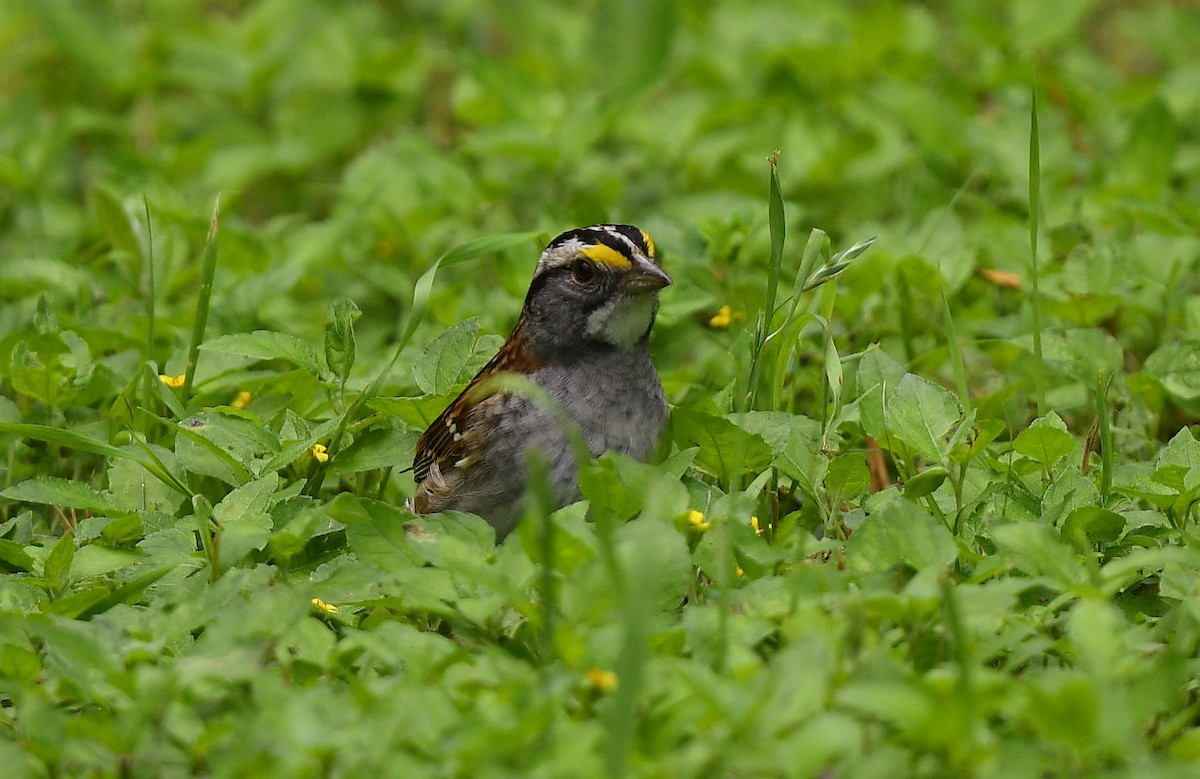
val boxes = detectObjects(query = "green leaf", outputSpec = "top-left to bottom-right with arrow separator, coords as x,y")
327,494 -> 423,571
904,467 -> 949,499
1114,98 -> 1178,196
845,499 -> 956,572
324,298 -> 361,384
1061,507 -> 1126,552
1,477 -> 121,514
0,539 -> 36,572
672,409 -> 774,485
580,452 -> 689,521
883,374 -> 963,463
200,330 -> 328,379
413,318 -> 500,395
212,475 -> 278,569
991,523 -> 1088,587
44,533 -> 76,591
1144,340 -> 1200,404
1013,411 -> 1074,470
326,427 -> 419,478
92,185 -> 142,256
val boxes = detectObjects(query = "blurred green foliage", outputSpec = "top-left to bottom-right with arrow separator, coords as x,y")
3,0 -> 1200,776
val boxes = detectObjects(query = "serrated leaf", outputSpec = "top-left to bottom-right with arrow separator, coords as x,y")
200,331 -> 328,378
883,374 -> 963,463
328,493 -> 423,572
672,409 -> 774,484
1,477 -> 121,514
325,298 -> 361,383
1014,412 -> 1075,470
845,499 -> 955,572
213,475 -> 278,569
414,318 -> 483,395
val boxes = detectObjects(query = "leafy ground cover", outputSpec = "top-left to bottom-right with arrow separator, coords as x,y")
2,0 -> 1200,776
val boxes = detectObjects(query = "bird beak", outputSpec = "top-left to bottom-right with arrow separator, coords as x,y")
622,256 -> 672,292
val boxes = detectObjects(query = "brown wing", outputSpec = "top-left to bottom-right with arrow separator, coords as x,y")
413,323 -> 540,484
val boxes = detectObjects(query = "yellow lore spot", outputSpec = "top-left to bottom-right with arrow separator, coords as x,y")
640,230 -> 657,259
311,597 -> 339,614
159,374 -> 185,389
312,443 -> 329,463
587,668 -> 619,692
580,243 -> 632,270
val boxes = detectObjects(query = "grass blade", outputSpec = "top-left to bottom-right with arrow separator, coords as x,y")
1028,85 -> 1045,415
183,195 -> 221,405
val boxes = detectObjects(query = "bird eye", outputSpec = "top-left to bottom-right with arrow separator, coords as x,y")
571,259 -> 597,285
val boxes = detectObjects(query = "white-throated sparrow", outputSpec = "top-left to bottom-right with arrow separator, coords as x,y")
410,224 -> 671,538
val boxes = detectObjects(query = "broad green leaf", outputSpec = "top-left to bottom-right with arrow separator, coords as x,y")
174,410 -> 280,484
580,452 -> 689,521
854,347 -> 907,442
71,546 -> 146,579
200,330 -> 328,379
0,539 -> 36,572
1061,507 -> 1126,552
883,373 -> 962,462
825,452 -> 868,499
1156,427 -> 1200,491
844,499 -> 956,572
672,409 -> 774,484
414,318 -> 496,395
213,475 -> 278,568
1,477 -> 121,514
371,393 -> 459,431
326,427 -> 419,478
328,494 -> 423,571
991,523 -> 1089,587
1014,411 -> 1074,470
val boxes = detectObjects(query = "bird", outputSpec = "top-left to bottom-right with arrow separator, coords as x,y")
410,224 -> 671,539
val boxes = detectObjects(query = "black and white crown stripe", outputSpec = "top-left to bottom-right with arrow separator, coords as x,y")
536,224 -> 657,274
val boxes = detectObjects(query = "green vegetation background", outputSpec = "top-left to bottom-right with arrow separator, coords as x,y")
2,0 -> 1200,776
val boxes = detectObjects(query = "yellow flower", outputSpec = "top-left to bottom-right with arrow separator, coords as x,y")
736,566 -> 745,577
311,597 -> 339,614
231,391 -> 252,409
311,443 -> 329,463
750,516 -> 762,535
587,668 -> 618,692
686,510 -> 711,530
159,374 -> 185,389
708,305 -> 743,329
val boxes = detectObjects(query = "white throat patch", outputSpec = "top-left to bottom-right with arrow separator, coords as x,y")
586,294 -> 656,347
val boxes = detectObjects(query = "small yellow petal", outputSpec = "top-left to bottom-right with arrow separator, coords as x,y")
231,390 -> 252,409
311,597 -> 339,614
736,566 -> 745,577
686,510 -> 711,530
587,668 -> 618,692
750,516 -> 762,535
708,305 -> 746,329
312,443 -> 329,463
159,374 -> 186,389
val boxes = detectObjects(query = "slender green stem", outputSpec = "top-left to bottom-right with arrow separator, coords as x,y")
1028,85 -> 1046,415
182,195 -> 221,405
